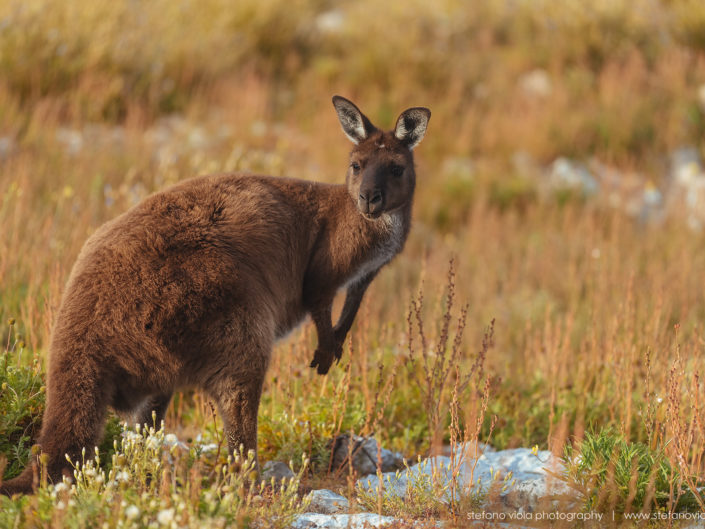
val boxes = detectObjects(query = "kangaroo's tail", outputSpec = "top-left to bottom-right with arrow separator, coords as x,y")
1,355 -> 109,496
0,464 -> 37,496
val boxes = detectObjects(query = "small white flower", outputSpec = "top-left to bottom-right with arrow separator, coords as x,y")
116,470 -> 130,482
54,482 -> 68,493
146,436 -> 161,450
56,501 -> 66,510
125,505 -> 140,520
164,434 -> 178,445
157,508 -> 174,525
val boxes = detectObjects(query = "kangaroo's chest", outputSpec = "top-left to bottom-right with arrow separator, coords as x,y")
344,212 -> 405,288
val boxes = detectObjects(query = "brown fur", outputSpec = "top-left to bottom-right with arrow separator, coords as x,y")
0,97 -> 430,496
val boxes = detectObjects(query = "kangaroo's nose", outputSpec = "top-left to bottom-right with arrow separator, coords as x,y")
358,188 -> 384,215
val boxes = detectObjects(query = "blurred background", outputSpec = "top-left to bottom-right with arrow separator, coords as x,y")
2,0 -> 705,497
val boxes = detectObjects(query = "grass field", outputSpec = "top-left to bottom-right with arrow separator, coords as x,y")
1,0 -> 705,526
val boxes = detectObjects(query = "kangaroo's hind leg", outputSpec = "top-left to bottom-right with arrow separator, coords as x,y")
207,339 -> 269,471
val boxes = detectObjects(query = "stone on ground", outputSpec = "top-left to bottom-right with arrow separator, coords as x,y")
262,460 -> 295,482
331,434 -> 404,477
357,448 -> 573,512
306,489 -> 350,514
291,513 -> 398,529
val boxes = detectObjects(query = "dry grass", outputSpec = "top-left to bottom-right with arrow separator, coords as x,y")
2,0 -> 705,526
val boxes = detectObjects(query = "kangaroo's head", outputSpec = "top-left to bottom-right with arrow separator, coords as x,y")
332,96 -> 430,220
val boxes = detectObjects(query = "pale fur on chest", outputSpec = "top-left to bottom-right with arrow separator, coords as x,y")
343,211 -> 405,289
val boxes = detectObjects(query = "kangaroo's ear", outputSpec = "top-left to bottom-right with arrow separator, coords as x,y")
332,95 -> 377,144
394,107 -> 431,150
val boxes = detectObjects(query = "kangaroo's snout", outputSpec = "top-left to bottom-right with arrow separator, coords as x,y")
358,187 -> 384,216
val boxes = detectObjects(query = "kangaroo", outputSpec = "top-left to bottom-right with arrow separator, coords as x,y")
0,96 -> 430,495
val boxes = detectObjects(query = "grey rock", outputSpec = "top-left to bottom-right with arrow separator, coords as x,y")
441,440 -> 495,458
291,513 -> 398,529
56,128 -> 84,156
501,477 -> 573,512
332,435 -> 404,477
262,460 -> 295,482
357,448 -> 573,512
682,523 -> 705,529
307,489 -> 350,514
670,147 -> 702,185
548,157 -> 599,196
668,147 -> 705,231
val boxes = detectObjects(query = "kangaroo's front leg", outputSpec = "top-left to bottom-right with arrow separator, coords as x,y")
310,303 -> 338,375
310,273 -> 375,375
333,272 -> 375,352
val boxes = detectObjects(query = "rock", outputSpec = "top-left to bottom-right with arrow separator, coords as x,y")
291,513 -> 398,529
307,489 -> 350,514
441,440 -> 495,458
331,435 -> 404,477
357,448 -> 573,512
501,477 -> 574,512
668,147 -> 705,231
682,523 -> 705,529
262,460 -> 295,482
670,147 -> 702,186
56,128 -> 84,156
548,157 -> 599,196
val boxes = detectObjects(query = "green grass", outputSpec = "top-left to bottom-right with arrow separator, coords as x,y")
0,324 -> 44,480
562,429 -> 703,515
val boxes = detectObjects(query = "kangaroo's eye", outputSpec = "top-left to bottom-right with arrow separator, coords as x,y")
350,162 -> 361,172
390,164 -> 404,177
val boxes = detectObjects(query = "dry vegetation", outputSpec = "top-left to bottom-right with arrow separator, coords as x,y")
1,0 -> 705,527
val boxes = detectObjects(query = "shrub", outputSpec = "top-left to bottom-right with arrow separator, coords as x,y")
562,429 -> 702,515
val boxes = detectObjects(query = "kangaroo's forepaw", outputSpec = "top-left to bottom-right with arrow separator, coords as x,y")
310,348 -> 334,375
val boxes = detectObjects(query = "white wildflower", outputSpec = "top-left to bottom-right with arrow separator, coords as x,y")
125,505 -> 140,520
157,508 -> 174,525
164,433 -> 178,445
116,470 -> 130,482
146,436 -> 161,450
